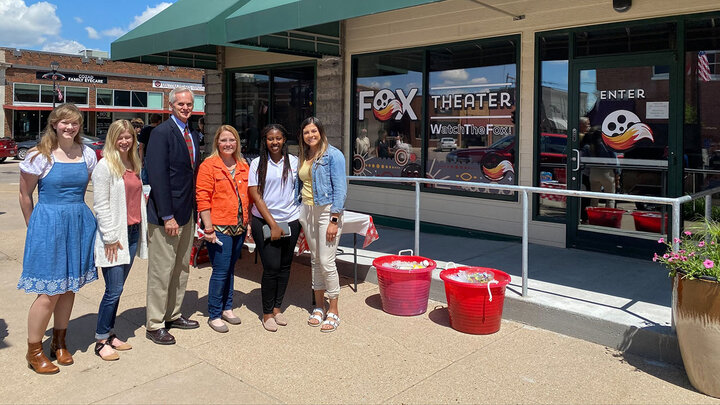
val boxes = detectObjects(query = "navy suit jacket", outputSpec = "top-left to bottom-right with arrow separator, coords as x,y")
145,117 -> 200,226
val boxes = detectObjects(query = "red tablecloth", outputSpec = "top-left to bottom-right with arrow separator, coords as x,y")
295,211 -> 379,256
200,211 -> 379,257
540,182 -> 567,202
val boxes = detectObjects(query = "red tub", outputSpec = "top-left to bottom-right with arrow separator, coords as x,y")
439,267 -> 511,334
632,211 -> 668,233
373,251 -> 437,316
586,207 -> 624,228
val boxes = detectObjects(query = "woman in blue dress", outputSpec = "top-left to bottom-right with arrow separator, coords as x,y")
18,103 -> 98,374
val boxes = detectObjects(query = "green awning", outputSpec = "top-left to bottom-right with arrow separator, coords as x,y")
112,0 -> 446,65
111,0 -> 253,68
225,0 -> 446,56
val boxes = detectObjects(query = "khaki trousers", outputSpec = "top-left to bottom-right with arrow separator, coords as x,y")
146,221 -> 194,331
299,204 -> 343,299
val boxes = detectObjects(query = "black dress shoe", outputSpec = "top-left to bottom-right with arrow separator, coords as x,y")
165,316 -> 200,330
146,328 -> 176,345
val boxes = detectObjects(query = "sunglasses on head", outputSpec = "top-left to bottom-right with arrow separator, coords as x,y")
132,124 -> 142,128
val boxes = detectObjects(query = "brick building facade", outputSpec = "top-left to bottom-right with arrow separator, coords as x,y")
1,48 -> 205,142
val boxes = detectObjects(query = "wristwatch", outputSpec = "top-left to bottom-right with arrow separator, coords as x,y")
330,216 -> 339,224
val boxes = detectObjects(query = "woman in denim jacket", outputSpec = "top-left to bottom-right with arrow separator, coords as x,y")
296,117 -> 347,333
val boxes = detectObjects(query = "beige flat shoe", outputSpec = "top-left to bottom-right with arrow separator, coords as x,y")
262,317 -> 278,332
273,312 -> 288,326
208,319 -> 229,333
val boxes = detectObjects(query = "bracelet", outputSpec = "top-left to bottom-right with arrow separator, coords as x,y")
204,229 -> 215,234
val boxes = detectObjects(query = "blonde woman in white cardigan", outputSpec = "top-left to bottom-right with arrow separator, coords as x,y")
92,120 -> 147,361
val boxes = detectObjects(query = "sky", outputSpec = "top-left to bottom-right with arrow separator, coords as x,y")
0,0 -> 175,57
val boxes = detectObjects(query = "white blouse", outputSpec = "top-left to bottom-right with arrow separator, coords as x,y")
19,146 -> 98,178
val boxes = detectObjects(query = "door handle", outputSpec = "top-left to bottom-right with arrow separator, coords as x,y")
572,149 -> 580,172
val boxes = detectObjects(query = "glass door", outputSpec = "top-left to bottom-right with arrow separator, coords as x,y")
567,55 -> 678,256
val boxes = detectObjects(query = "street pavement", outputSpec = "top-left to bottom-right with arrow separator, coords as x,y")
0,161 -> 718,404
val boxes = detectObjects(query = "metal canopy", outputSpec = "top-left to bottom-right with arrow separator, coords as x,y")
112,0 -> 446,65
225,0 -> 446,57
110,0 -> 251,68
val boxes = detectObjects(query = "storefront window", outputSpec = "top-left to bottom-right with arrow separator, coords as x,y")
684,17 -> 720,198
97,89 -> 112,106
537,34 -> 569,219
193,95 -> 205,112
148,92 -> 163,109
233,72 -> 269,155
65,86 -> 88,105
353,50 -> 423,179
131,91 -> 147,107
40,85 -> 56,104
231,65 -> 314,155
272,67 -> 314,145
426,41 -> 517,193
13,84 -> 39,103
114,90 -> 130,107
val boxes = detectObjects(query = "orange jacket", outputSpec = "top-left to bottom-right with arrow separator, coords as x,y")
196,155 -> 250,227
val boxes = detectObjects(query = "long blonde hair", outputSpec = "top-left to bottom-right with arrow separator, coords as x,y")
209,125 -> 244,163
103,120 -> 141,177
31,103 -> 84,163
298,116 -> 328,163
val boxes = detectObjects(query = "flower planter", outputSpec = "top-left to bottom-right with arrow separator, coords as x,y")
673,274 -> 720,398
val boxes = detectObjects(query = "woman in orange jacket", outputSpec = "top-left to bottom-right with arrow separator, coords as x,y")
196,125 -> 250,333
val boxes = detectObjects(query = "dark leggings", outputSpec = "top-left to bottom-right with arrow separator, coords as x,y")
251,216 -> 301,314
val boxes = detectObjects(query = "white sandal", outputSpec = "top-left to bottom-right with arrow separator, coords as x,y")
320,312 -> 340,333
307,308 -> 325,327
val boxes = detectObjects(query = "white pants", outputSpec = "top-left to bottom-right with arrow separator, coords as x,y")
299,204 -> 343,299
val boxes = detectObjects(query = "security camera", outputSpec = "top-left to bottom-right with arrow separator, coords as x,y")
613,0 -> 631,12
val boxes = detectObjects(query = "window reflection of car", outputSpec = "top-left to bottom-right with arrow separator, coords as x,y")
435,137 -> 458,151
446,133 -> 566,164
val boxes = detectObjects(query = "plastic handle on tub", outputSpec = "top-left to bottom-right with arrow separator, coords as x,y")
398,249 -> 413,256
445,262 -> 457,270
487,279 -> 499,302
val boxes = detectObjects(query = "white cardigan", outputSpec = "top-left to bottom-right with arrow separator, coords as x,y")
92,159 -> 148,267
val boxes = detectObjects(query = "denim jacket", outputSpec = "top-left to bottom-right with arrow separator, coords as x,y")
295,145 -> 347,214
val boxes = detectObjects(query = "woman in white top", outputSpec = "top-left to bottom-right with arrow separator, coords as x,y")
248,124 -> 301,332
92,120 -> 148,361
18,103 -> 98,374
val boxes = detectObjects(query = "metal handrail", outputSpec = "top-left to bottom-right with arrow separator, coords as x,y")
349,175 -> 720,297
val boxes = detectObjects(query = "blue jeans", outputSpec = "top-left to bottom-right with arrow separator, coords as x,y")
206,231 -> 246,320
95,224 -> 139,340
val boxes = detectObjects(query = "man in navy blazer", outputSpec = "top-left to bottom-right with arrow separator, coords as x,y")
144,87 -> 201,345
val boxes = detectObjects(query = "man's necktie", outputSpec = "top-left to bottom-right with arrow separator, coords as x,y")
183,125 -> 194,167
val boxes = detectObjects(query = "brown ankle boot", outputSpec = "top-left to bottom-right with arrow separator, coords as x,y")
50,329 -> 73,365
26,341 -> 59,374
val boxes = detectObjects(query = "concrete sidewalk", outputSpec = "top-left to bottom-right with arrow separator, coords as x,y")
0,180 -> 718,403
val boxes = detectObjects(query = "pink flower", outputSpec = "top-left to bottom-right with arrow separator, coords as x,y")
653,253 -> 659,262
704,259 -> 714,269
690,252 -> 696,257
674,238 -> 682,244
658,238 -> 665,244
699,241 -> 705,247
663,254 -> 670,259
684,231 -> 692,236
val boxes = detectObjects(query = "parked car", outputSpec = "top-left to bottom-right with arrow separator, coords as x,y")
446,133 -> 567,165
16,135 -> 104,161
81,135 -> 104,160
436,137 -> 458,151
15,139 -> 39,161
0,137 -> 18,162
